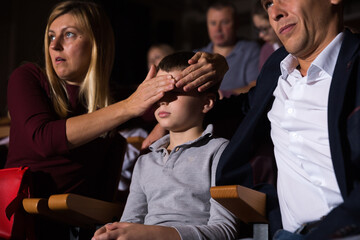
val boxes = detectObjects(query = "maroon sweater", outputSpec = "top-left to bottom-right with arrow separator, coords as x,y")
5,63 -> 124,200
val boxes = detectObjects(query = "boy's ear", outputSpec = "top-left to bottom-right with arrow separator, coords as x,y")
202,93 -> 216,114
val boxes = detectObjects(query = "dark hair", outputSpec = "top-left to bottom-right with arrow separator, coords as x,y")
157,51 -> 194,72
207,1 -> 238,21
157,51 -> 219,94
252,0 -> 268,19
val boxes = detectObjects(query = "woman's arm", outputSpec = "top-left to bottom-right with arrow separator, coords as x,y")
66,65 -> 175,148
8,63 -> 174,155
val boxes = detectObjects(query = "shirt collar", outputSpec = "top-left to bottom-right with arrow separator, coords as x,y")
149,124 -> 214,152
309,32 -> 344,78
280,32 -> 344,81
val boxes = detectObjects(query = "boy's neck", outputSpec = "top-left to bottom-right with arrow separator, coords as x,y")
167,125 -> 204,152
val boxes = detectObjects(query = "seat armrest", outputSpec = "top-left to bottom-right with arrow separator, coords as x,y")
23,194 -> 124,228
48,193 -> 124,227
210,185 -> 267,223
23,198 -> 50,215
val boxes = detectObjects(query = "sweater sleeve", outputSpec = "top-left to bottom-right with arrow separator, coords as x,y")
173,140 -> 240,240
120,155 -> 148,223
7,63 -> 68,157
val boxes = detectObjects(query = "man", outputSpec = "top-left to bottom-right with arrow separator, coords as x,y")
143,0 -> 359,237
211,0 -> 360,239
197,1 -> 260,97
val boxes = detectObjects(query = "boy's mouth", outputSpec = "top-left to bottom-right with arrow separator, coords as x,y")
158,111 -> 170,118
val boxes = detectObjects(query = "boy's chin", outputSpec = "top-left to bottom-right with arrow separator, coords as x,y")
159,124 -> 182,132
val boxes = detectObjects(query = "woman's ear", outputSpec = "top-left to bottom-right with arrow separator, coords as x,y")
202,93 -> 216,114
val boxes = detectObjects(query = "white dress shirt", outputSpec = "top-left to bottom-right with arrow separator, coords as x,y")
267,32 -> 345,232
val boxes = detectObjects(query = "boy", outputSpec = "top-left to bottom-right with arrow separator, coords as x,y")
93,52 -> 239,240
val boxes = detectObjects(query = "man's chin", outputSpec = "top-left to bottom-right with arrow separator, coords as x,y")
214,41 -> 233,47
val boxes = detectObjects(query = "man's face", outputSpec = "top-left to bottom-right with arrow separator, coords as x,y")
263,0 -> 340,59
206,7 -> 237,47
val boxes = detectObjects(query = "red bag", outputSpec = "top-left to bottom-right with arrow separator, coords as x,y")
0,167 -> 31,239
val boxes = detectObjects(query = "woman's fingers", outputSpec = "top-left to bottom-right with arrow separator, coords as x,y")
175,52 -> 228,92
144,64 -> 157,82
124,74 -> 175,117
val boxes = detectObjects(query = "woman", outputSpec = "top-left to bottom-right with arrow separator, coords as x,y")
4,1 -> 227,239
5,1 -> 175,201
252,0 -> 282,70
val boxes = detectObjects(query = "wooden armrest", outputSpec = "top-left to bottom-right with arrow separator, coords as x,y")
126,136 -> 145,150
23,194 -> 124,228
48,193 -> 124,227
23,198 -> 50,215
0,125 -> 10,139
210,185 -> 267,224
0,117 -> 10,126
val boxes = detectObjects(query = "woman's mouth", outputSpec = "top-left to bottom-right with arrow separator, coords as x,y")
55,57 -> 65,63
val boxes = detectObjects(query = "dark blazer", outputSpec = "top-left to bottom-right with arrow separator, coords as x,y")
215,29 -> 360,239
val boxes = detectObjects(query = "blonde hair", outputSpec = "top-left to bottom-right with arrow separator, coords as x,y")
44,1 -> 115,118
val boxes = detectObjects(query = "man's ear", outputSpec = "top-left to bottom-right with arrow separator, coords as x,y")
202,93 -> 216,114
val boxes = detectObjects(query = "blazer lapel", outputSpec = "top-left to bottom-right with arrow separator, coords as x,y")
328,29 -> 360,197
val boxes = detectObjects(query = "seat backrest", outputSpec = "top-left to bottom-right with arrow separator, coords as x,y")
101,133 -> 127,202
0,117 -> 10,139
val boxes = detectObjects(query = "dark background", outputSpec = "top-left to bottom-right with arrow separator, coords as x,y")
1,0 -> 359,117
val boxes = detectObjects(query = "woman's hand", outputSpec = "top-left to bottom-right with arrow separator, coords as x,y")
92,222 -> 181,240
65,65 -> 174,149
141,123 -> 167,150
124,65 -> 175,118
174,52 -> 229,92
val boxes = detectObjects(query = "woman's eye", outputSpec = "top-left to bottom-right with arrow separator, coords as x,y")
49,35 -> 55,42
65,32 -> 75,38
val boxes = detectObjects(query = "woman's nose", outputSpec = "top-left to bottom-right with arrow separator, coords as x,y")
50,37 -> 63,51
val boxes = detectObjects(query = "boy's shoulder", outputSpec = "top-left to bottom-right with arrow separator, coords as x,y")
207,135 -> 229,145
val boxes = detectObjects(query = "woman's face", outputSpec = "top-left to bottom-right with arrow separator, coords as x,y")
48,13 -> 92,85
253,14 -> 279,45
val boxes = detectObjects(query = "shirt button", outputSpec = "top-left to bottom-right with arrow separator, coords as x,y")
287,108 -> 294,114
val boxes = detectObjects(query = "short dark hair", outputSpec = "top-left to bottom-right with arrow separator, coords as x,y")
157,51 -> 219,94
252,0 -> 268,19
207,1 -> 238,20
157,51 -> 195,72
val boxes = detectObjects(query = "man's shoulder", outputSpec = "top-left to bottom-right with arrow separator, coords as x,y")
235,39 -> 260,50
195,42 -> 213,53
262,47 -> 288,69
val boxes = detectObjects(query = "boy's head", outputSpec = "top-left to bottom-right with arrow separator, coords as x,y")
155,51 -> 217,132
157,51 -> 219,94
